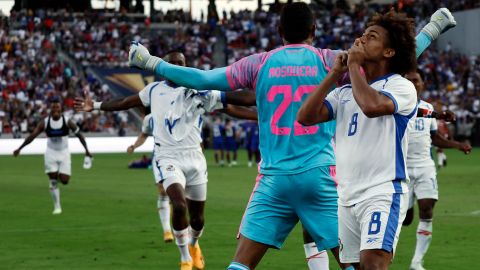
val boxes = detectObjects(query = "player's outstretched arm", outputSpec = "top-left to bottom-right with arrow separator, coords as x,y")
127,133 -> 149,154
297,53 -> 348,125
68,120 -> 92,157
431,132 -> 472,154
417,8 -> 457,57
128,42 -> 231,91
223,105 -> 258,120
13,120 -> 45,157
75,91 -> 143,112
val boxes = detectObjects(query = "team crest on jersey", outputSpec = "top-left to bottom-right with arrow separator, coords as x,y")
166,165 -> 175,171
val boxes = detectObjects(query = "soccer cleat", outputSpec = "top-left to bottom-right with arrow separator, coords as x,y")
410,261 -> 426,270
188,244 -> 205,270
164,231 -> 174,243
52,208 -> 62,215
128,41 -> 162,71
180,261 -> 193,270
421,8 -> 456,40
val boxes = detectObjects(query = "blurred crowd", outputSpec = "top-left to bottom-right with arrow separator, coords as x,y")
1,1 -> 479,143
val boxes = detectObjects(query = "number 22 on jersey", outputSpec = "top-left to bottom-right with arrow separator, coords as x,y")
267,85 -> 319,136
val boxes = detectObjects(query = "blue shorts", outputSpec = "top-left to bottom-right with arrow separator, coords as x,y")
225,139 -> 237,151
239,166 -> 339,250
213,138 -> 224,150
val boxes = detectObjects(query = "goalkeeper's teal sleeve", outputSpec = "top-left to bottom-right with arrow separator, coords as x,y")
415,32 -> 432,58
155,61 -> 231,91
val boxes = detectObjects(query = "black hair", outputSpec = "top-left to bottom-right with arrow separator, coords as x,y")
367,11 -> 417,75
280,2 -> 315,43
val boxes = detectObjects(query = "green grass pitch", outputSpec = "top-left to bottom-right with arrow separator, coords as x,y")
0,149 -> 479,269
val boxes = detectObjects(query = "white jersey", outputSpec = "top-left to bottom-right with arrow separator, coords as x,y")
141,114 -> 154,135
406,100 -> 437,168
138,81 -> 222,153
325,74 -> 417,206
44,115 -> 70,152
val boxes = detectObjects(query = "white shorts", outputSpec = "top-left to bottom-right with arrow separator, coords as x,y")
407,166 -> 438,209
153,149 -> 208,201
44,149 -> 71,175
338,193 -> 408,264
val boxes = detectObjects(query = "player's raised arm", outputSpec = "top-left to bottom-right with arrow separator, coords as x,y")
13,120 -> 45,157
74,90 -> 144,112
416,8 -> 457,57
67,119 -> 92,157
297,53 -> 348,125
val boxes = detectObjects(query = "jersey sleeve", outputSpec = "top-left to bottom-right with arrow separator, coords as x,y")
141,114 -> 152,134
324,87 -> 342,120
225,53 -> 266,90
430,111 -> 438,132
380,78 -> 417,117
138,82 -> 160,107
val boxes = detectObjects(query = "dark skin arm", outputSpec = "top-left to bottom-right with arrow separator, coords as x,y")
297,53 -> 348,125
223,105 -> 258,120
431,131 -> 471,154
74,92 -> 143,112
225,90 -> 256,106
68,119 -> 92,157
13,120 -> 45,157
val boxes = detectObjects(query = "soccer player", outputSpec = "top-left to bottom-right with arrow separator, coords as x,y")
244,121 -> 260,167
75,51 -> 256,270
212,117 -> 226,166
224,119 -> 238,166
13,98 -> 92,215
403,70 -> 472,270
297,10 -> 421,270
127,4 -> 456,269
126,112 -> 174,243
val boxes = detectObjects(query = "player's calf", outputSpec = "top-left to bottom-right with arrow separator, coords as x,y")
58,174 -> 70,185
360,249 -> 391,270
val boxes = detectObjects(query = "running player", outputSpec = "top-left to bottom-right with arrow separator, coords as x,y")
298,10 -> 420,269
126,112 -> 174,243
13,98 -> 92,215
75,52 -> 256,270
212,117 -> 226,166
127,4 -> 455,269
403,70 -> 472,270
224,119 -> 238,166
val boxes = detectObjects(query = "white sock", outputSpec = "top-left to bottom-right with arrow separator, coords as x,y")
189,226 -> 203,246
49,179 -> 61,209
173,228 -> 192,262
304,242 -> 329,270
157,195 -> 171,233
412,219 -> 433,264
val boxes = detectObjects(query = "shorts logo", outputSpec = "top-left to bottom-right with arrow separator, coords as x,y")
366,237 -> 379,244
166,165 -> 175,171
338,239 -> 343,252
340,99 -> 351,104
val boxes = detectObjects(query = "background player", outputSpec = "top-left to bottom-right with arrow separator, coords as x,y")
127,4 -> 456,270
126,112 -> 174,243
243,120 -> 260,168
13,98 -> 92,215
212,117 -> 226,166
224,119 -> 238,166
298,10 -> 419,270
403,70 -> 472,270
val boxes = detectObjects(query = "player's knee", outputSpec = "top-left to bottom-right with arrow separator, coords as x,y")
189,214 -> 204,229
360,260 -> 388,270
171,200 -> 188,217
419,208 -> 433,220
59,175 -> 70,185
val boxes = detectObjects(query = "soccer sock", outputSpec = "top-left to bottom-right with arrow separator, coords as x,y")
49,179 -> 61,209
304,242 -> 329,270
227,262 -> 250,270
157,195 -> 171,233
189,226 -> 203,246
412,219 -> 433,263
173,228 -> 192,262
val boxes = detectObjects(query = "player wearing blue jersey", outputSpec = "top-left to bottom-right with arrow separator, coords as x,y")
127,4 -> 456,269
298,10 -> 423,270
212,117 -> 226,166
224,119 -> 238,166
